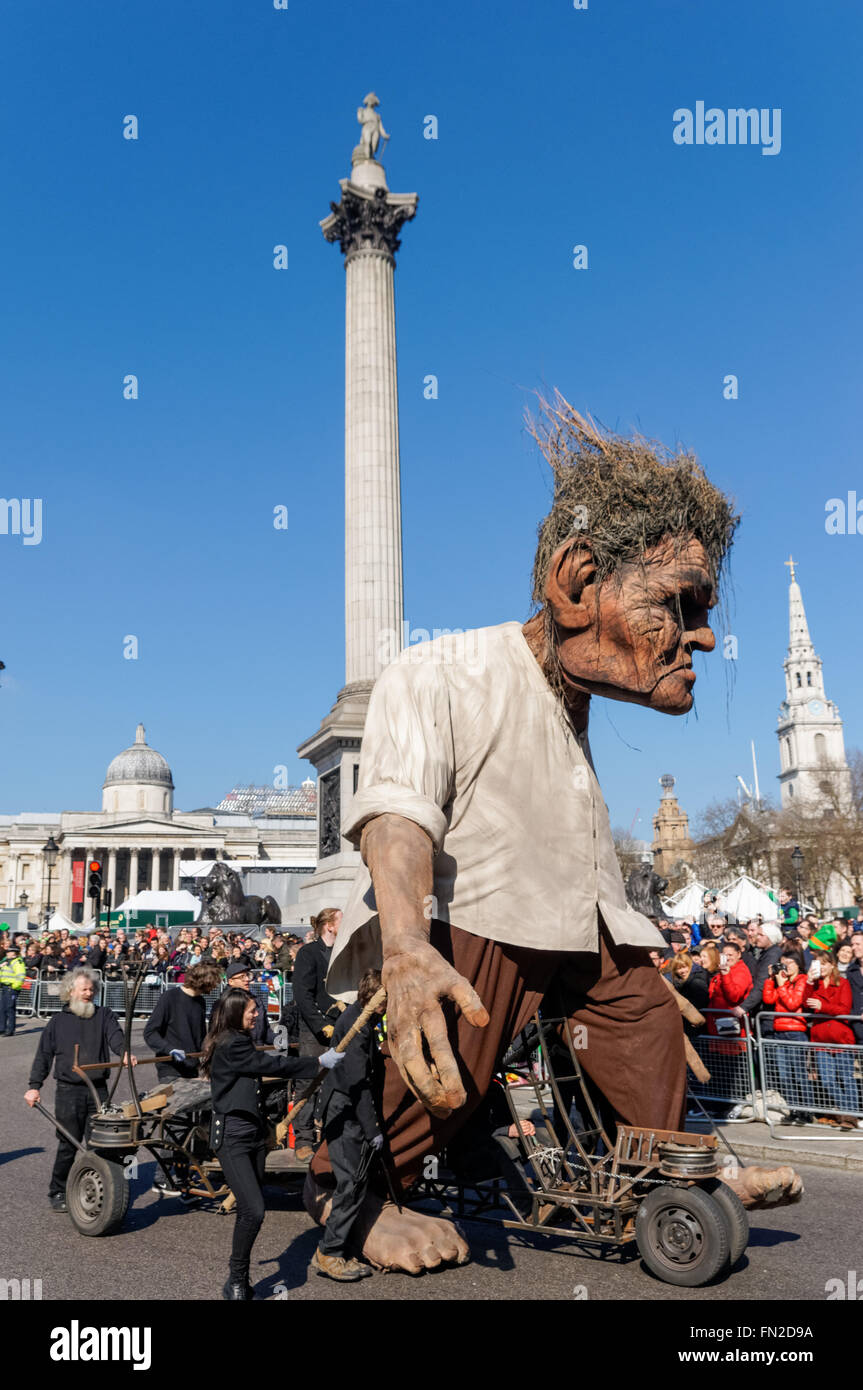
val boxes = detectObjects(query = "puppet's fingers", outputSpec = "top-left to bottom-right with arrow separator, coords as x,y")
393,1022 -> 452,1118
447,976 -> 489,1030
419,1006 -> 466,1111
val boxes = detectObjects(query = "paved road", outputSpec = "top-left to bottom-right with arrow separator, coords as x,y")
2,1016 -> 859,1302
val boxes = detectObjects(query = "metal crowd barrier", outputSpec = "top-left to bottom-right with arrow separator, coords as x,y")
687,1008 -> 759,1111
16,974 -> 40,1017
28,965 -> 287,1025
755,1012 -> 863,1142
101,974 -> 165,1017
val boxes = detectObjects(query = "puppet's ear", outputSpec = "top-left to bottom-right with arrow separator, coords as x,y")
544,541 -> 596,629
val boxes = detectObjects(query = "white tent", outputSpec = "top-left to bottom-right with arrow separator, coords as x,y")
43,910 -> 78,935
665,880 -> 709,921
716,875 -> 777,923
113,890 -> 201,919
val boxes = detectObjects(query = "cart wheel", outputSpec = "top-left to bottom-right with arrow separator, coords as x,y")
701,1178 -> 749,1267
636,1183 -> 729,1287
66,1153 -> 130,1237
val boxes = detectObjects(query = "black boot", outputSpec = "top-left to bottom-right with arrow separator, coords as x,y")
222,1277 -> 251,1301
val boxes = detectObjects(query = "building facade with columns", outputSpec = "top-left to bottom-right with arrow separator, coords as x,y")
0,724 -> 317,926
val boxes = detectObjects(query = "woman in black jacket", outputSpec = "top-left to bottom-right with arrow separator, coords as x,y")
200,987 -> 344,1300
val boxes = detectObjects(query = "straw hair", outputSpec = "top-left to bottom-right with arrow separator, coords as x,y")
528,391 -> 739,605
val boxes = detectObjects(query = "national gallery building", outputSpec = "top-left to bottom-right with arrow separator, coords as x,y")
0,725 -> 317,926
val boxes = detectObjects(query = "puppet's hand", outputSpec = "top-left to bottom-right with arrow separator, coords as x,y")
382,942 -> 489,1118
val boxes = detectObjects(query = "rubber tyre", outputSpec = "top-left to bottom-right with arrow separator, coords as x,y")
66,1153 -> 130,1237
636,1183 -> 730,1287
701,1178 -> 749,1268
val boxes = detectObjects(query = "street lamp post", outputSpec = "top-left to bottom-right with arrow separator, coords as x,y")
791,845 -> 804,909
43,835 -> 59,926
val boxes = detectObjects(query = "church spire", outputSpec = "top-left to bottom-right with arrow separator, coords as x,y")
785,557 -> 814,657
777,559 -> 851,811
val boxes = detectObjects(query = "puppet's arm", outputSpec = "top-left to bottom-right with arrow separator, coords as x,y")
361,813 -> 488,1117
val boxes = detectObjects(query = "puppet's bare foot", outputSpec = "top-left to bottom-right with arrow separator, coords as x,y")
719,1163 -> 803,1210
303,1171 -> 470,1274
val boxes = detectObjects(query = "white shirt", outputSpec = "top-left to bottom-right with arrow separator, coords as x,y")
327,622 -> 664,996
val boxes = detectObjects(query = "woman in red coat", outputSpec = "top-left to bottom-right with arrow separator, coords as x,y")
804,954 -> 858,1127
762,947 -> 813,1122
707,943 -> 753,1108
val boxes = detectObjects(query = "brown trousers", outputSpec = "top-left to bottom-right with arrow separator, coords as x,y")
311,918 -> 686,1192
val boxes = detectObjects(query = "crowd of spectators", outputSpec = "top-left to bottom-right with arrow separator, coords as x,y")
647,889 -> 863,1130
7,920 -> 310,986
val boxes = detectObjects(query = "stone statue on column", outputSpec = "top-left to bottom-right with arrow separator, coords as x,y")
354,91 -> 389,163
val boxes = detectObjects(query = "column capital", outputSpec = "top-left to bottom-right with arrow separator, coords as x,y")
321,184 -> 417,265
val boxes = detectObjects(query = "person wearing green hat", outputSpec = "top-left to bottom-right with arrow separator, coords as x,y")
810,923 -> 838,954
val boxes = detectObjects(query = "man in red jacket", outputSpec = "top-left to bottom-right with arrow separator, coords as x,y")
805,955 -> 858,1127
763,948 -> 813,1124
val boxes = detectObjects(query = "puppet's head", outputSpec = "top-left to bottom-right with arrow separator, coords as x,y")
529,393 -> 739,715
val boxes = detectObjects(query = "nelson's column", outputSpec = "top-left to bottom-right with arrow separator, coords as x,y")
297,94 -> 418,918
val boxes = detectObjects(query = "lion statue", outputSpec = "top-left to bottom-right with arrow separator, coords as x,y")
625,862 -> 669,919
196,861 -> 281,926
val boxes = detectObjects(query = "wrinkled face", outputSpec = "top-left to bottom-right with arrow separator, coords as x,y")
72,975 -> 95,1002
552,536 -> 717,714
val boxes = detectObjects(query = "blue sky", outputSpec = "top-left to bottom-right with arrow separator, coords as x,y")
2,0 -> 861,840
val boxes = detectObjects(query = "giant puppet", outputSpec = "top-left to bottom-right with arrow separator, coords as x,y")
306,397 -> 801,1272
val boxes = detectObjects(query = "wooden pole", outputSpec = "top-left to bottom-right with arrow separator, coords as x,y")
660,975 -> 711,1083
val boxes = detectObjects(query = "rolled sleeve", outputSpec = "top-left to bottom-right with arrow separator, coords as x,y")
344,657 -> 455,855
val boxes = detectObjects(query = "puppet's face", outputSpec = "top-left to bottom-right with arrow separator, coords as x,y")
547,535 -> 717,714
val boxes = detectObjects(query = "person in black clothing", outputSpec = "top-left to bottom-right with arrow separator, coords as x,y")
733,922 -> 784,1026
292,909 -> 343,1159
144,962 -> 223,1082
444,1074 -> 540,1217
201,987 -> 343,1300
85,933 -> 108,972
221,960 -> 274,1046
311,968 -> 385,1283
24,968 -> 137,1211
847,938 -> 863,1043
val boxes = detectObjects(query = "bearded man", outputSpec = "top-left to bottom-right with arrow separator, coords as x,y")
306,397 -> 801,1272
25,967 -> 137,1212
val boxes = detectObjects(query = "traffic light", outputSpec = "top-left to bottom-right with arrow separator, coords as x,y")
87,860 -> 103,898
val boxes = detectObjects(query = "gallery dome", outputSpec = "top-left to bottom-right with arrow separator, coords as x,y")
103,724 -> 174,790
